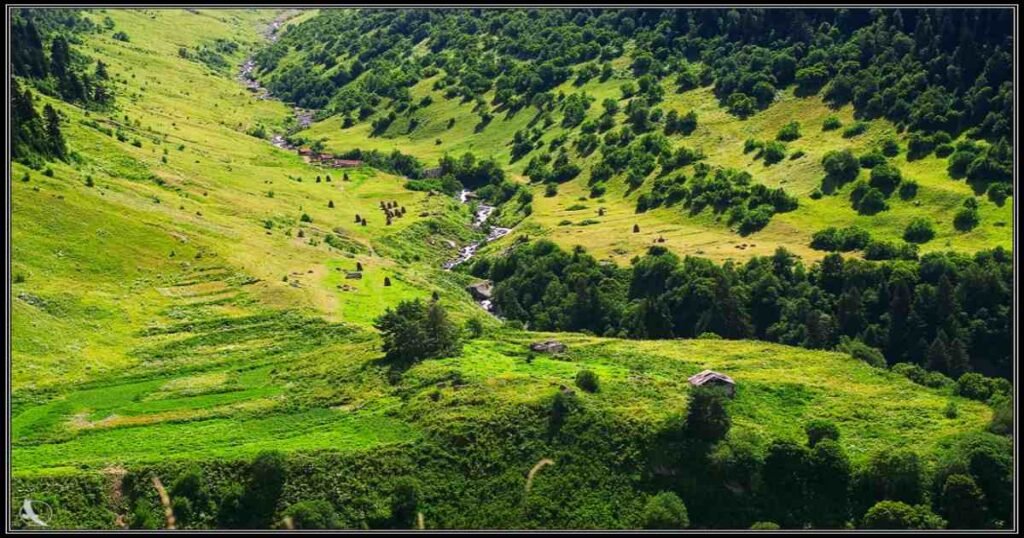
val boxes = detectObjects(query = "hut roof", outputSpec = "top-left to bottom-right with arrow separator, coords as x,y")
687,369 -> 735,386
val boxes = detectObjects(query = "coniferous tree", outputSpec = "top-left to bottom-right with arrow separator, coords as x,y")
43,104 -> 66,160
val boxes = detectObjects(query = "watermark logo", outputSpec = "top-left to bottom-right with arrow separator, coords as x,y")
19,499 -> 52,527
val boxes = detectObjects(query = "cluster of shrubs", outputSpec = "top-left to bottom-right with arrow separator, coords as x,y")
634,165 -> 797,235
810,226 -> 871,252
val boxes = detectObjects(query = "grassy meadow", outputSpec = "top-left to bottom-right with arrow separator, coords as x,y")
9,7 -> 1010,530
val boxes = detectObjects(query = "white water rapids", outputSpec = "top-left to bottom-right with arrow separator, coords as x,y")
442,190 -> 512,272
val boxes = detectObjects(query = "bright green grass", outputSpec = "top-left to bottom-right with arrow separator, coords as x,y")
12,329 -> 990,474
410,333 -> 991,464
8,9 -> 998,486
13,409 -> 417,473
11,9 -> 478,389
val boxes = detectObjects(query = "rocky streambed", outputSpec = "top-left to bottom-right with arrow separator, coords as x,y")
443,190 -> 512,271
444,190 -> 512,313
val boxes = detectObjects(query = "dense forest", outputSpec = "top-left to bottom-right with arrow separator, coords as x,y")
468,240 -> 1013,380
257,9 -> 1013,142
11,9 -> 115,166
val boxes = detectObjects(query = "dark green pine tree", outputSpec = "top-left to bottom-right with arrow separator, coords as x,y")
935,275 -> 961,337
886,280 -> 913,363
49,35 -> 71,79
926,330 -> 951,372
43,104 -> 67,160
11,80 -> 49,160
12,18 -> 48,78
95,60 -> 109,80
946,336 -> 970,378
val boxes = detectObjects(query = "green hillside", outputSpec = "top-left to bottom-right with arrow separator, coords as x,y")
282,10 -> 1012,265
9,8 -> 1013,531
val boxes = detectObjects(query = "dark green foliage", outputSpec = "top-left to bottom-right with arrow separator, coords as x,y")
217,451 -> 287,528
853,450 -> 925,513
907,132 -> 936,160
890,363 -> 952,389
988,394 -> 1012,436
939,474 -> 986,529
932,433 -> 1012,527
807,440 -> 851,527
246,451 -> 287,526
775,120 -> 800,141
130,498 -> 161,529
11,9 -> 115,110
953,202 -> 980,231
821,149 -> 860,192
853,186 -> 887,215
251,7 -> 1013,144
944,401 -> 959,419
374,299 -> 462,368
678,110 -> 698,134
12,80 -> 68,165
685,385 -> 731,442
438,152 -> 522,204
805,419 -> 840,447
821,115 -> 842,131
841,121 -> 868,138
763,439 -> 810,527
282,500 -> 338,529
836,337 -> 886,368
810,226 -> 870,252
641,492 -> 689,529
341,148 -> 423,179
955,372 -> 1003,402
903,218 -> 935,243
762,141 -> 786,164
389,478 -> 419,529
934,143 -> 954,158
861,501 -> 945,529
170,465 -> 213,528
574,369 -> 600,393
726,92 -> 756,117
898,180 -> 918,200
858,150 -> 886,169
881,137 -> 900,157
464,317 -> 484,338
986,183 -> 1010,206
862,240 -> 918,261
479,240 -> 1011,378
868,163 -> 902,195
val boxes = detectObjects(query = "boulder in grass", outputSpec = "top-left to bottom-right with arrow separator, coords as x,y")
466,281 -> 493,301
530,340 -> 567,354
